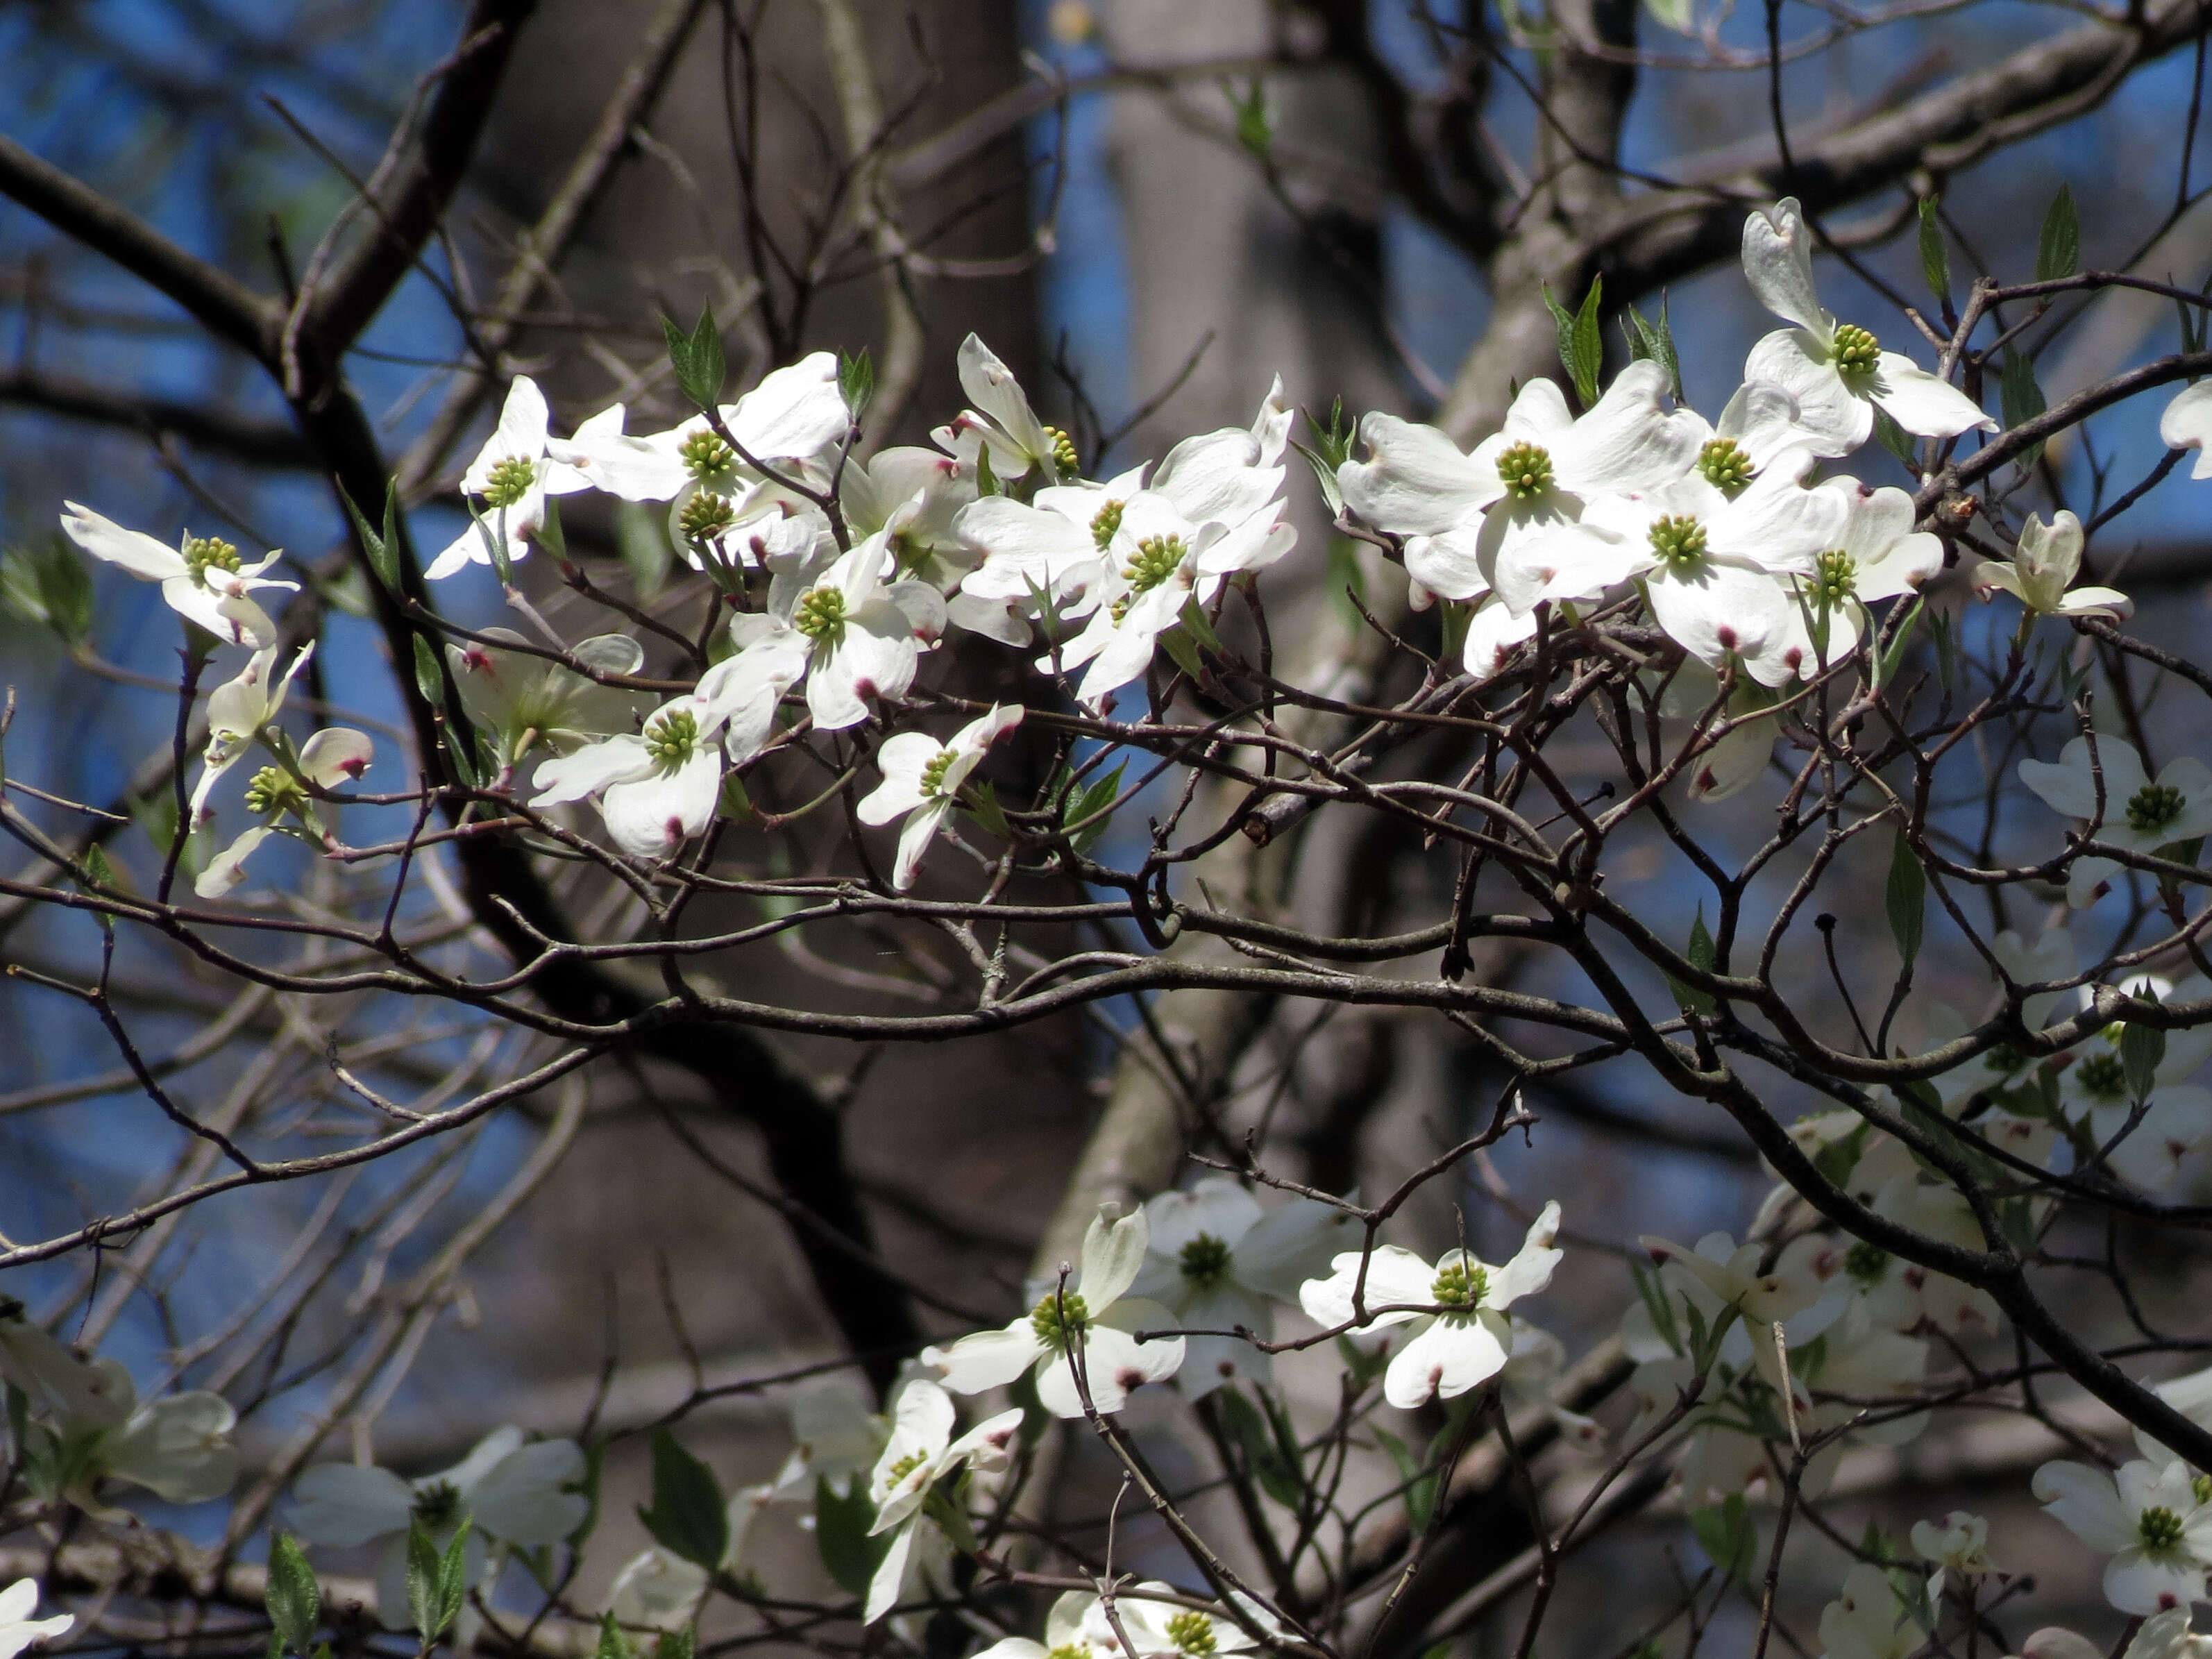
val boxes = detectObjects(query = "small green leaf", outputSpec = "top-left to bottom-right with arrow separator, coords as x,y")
1873,407 -> 1918,470
1885,829 -> 1926,970
266,1532 -> 321,1656
1917,198 -> 1950,305
1218,1388 -> 1303,1510
1158,626 -> 1206,682
660,1631 -> 695,1659
638,1429 -> 728,1570
403,1522 -> 441,1638
1875,597 -> 1924,693
838,348 -> 875,421
975,444 -> 1000,498
1689,1493 -> 1756,1581
662,307 -> 726,410
1065,760 -> 1126,857
1672,904 -> 1716,1016
618,502 -> 674,600
813,1476 -> 890,1595
965,779 -> 1010,839
434,1521 -> 471,1637
340,482 -> 403,594
596,1615 -> 630,1659
2122,1011 -> 2168,1104
2036,184 -> 2079,284
412,634 -> 448,711
2001,350 -> 2047,469
1,535 -> 94,646
1542,277 -> 1605,407
1226,78 -> 1271,154
1622,295 -> 1682,401
1370,1423 -> 1437,1530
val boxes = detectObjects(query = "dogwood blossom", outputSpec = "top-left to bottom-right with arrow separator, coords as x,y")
1741,198 -> 1995,455
292,1426 -> 586,1629
1973,511 -> 2132,621
1749,480 -> 1943,685
1913,1510 -> 1997,1581
532,693 -> 726,859
1817,1563 -> 1918,1659
1126,1177 -> 1355,1396
426,378 -> 596,579
936,335 -> 1075,483
0,1581 -> 71,1659
968,1591 -> 1120,1659
857,704 -> 1022,890
2161,379 -> 2212,478
862,1378 -> 1022,1622
1088,1584 -> 1278,1659
448,630 -> 648,774
60,502 -> 289,647
196,725 -> 373,900
923,1204 -> 1185,1416
2019,735 -> 2212,906
1300,1202 -> 1562,1408
2034,1456 -> 2212,1612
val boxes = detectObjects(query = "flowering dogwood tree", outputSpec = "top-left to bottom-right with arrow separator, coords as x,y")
10,3 -> 2212,1659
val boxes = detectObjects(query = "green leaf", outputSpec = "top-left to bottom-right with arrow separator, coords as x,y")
975,444 -> 1000,498
595,1614 -> 630,1659
267,1533 -> 321,1656
1542,277 -> 1604,407
659,1631 -> 695,1659
1158,625 -> 1206,682
1226,78 -> 1271,154
2001,350 -> 2047,469
1218,1388 -> 1303,1509
412,634 -> 448,711
966,779 -> 1010,839
1873,407 -> 1918,470
618,502 -> 675,600
1622,296 -> 1682,401
813,1476 -> 890,1595
1689,1492 -> 1756,1582
662,307 -> 726,410
1371,1424 -> 1437,1531
639,1429 -> 728,1570
838,348 -> 875,421
403,1522 -> 441,1638
1875,597 -> 1924,693
2122,1012 -> 2168,1104
1,535 -> 94,646
2036,184 -> 2079,284
1931,609 -> 1958,695
1671,904 -> 1716,1016
1065,760 -> 1126,857
1917,198 -> 1950,305
1885,829 -> 1926,970
340,481 -> 403,594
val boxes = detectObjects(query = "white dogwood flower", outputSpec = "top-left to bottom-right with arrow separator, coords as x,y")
2019,735 -> 2212,907
1741,199 -> 1996,456
292,1426 -> 586,1630
60,503 -> 288,648
935,335 -> 1075,483
2034,1457 -> 2212,1613
1972,511 -> 2131,621
1300,1202 -> 1562,1409
1749,480 -> 1943,686
968,1591 -> 1118,1659
1913,1510 -> 1997,1581
426,378 -> 596,579
1818,1563 -> 1918,1659
857,705 -> 1023,890
924,1204 -> 1185,1417
2160,379 -> 2212,479
1127,1177 -> 1356,1397
448,630 -> 648,774
0,1581 -> 71,1659
531,693 -> 727,859
862,1378 -> 1022,1623
196,725 -> 373,900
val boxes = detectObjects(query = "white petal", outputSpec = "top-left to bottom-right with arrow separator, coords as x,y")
2019,736 -> 2147,820
530,734 -> 654,805
298,728 -> 374,789
2104,1549 -> 2206,1617
600,748 -> 723,857
1870,354 -> 1995,440
727,352 -> 850,461
924,1322 -> 1043,1394
890,801 -> 952,891
60,502 -> 185,580
292,1462 -> 416,1547
1339,413 -> 1496,534
863,1517 -> 918,1624
1744,330 -> 1868,457
1555,360 -> 1701,494
956,335 -> 1054,466
1385,1313 -> 1508,1407
1079,1205 -> 1150,1308
2032,1460 -> 2139,1553
470,1438 -> 587,1544
1647,562 -> 1790,665
1485,1200 -> 1563,1308
194,826 -> 275,899
1299,1244 -> 1437,1329
2161,380 -> 2212,480
1741,199 -> 1832,338
1232,1196 -> 1359,1302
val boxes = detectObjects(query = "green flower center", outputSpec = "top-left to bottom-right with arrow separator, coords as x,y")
1047,1647 -> 1089,1659
1178,1232 -> 1231,1290
1648,514 -> 1709,572
482,454 -> 537,510
1495,441 -> 1555,500
1429,1261 -> 1487,1309
412,1480 -> 462,1529
2196,1474 -> 2212,1506
1029,1289 -> 1090,1347
2127,782 -> 2186,835
1123,534 -> 1188,593
1698,437 -> 1755,494
242,766 -> 303,817
884,1451 -> 928,1485
920,750 -> 956,798
1812,549 -> 1857,609
1984,1043 -> 2028,1077
2075,1052 -> 2127,1102
680,430 -> 737,480
1090,500 -> 1125,550
2140,1505 -> 2186,1551
1045,425 -> 1081,480
182,535 -> 244,582
1165,1612 -> 1217,1655
1831,325 -> 1880,379
645,707 -> 699,767
1844,1239 -> 1891,1284
793,587 -> 847,641
679,490 -> 736,543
